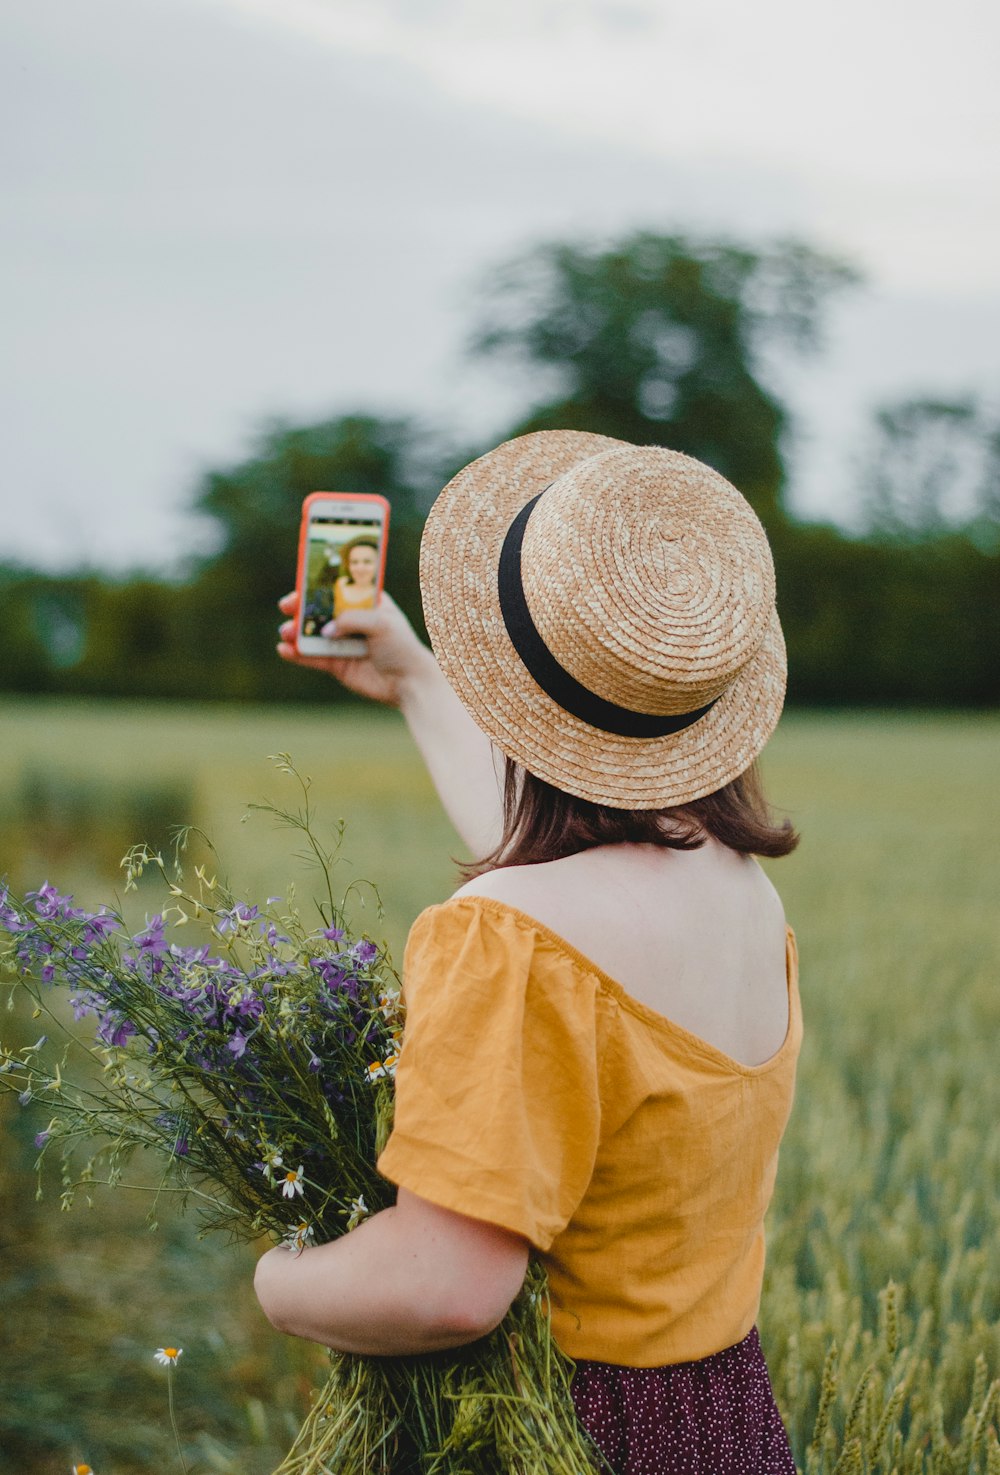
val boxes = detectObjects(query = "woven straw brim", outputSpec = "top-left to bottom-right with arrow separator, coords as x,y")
420,431 -> 787,809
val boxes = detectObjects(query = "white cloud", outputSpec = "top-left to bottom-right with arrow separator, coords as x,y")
210,0 -> 1000,292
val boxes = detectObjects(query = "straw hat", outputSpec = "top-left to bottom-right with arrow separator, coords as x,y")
419,430 -> 786,809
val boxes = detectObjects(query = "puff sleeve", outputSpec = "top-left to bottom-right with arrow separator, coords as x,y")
376,897 -> 603,1250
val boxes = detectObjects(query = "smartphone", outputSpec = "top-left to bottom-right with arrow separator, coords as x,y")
295,492 -> 390,658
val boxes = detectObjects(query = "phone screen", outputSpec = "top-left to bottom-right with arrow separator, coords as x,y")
300,509 -> 385,640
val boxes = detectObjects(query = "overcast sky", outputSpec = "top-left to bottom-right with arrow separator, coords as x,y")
2,0 -> 998,571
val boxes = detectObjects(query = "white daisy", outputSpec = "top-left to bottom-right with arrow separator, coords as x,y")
280,1165 -> 305,1199
154,1346 -> 183,1366
345,1195 -> 370,1232
282,1220 -> 315,1254
378,988 -> 403,1023
258,1147 -> 284,1181
366,1052 -> 399,1082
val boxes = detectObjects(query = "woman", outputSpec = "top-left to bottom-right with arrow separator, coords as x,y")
333,535 -> 380,617
257,431 -> 801,1474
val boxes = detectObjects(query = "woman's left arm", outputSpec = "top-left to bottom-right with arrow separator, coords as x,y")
253,1186 -> 530,1355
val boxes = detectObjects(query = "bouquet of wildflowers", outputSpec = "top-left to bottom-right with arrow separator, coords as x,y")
0,760 -> 604,1475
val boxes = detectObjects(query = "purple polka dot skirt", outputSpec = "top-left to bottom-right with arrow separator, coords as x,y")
570,1327 -> 796,1475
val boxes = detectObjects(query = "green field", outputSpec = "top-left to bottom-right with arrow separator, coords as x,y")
2,698 -> 999,1473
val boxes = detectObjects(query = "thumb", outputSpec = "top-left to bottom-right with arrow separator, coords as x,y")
322,607 -> 381,638
323,590 -> 401,637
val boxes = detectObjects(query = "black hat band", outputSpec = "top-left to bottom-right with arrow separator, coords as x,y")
497,492 -> 719,740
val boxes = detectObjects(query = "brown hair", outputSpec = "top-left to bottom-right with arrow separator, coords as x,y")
463,758 -> 799,879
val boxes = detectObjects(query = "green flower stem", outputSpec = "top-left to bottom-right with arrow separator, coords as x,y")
167,1364 -> 189,1475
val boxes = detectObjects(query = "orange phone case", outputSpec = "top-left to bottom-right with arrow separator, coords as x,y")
295,491 -> 391,649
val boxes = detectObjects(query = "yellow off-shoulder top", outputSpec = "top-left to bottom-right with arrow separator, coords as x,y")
377,895 -> 802,1367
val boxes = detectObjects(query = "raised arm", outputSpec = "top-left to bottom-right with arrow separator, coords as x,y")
277,591 -> 504,857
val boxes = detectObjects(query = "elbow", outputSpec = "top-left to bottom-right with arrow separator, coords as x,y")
388,1184 -> 530,1348
435,1299 -> 509,1346
254,1249 -> 294,1335
425,1267 -> 526,1347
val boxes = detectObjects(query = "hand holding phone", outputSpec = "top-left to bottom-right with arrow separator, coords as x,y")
295,492 -> 390,658
278,589 -> 436,707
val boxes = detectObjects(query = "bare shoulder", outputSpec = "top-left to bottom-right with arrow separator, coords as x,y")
450,860 -> 569,913
451,845 -> 788,952
449,848 -> 649,938
748,857 -> 789,929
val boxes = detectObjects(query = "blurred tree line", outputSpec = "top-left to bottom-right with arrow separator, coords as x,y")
2,232 -> 997,706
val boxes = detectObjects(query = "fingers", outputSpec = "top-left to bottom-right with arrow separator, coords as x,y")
278,587 -> 399,635
277,609 -> 366,664
278,588 -> 413,678
322,608 -> 380,639
321,592 -> 406,639
276,639 -> 336,672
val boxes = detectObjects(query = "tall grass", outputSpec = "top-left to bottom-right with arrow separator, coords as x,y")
757,713 -> 1000,1472
1,699 -> 998,1473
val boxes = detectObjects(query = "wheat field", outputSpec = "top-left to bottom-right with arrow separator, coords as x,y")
1,698 -> 998,1473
